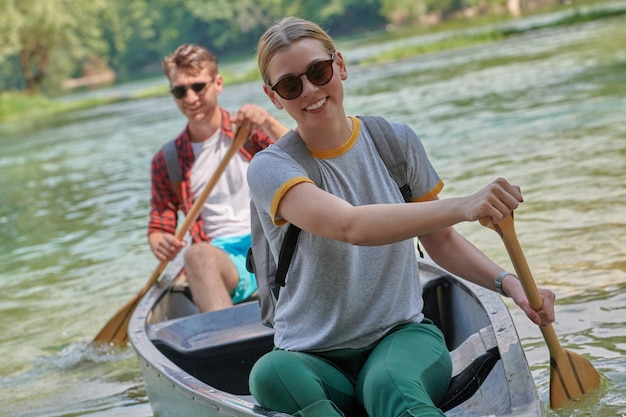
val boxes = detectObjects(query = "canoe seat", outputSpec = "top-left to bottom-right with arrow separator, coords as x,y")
147,301 -> 274,395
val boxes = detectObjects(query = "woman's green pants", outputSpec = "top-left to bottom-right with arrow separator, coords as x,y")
249,321 -> 452,417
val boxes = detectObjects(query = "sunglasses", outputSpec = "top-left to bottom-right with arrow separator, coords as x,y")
270,55 -> 335,100
170,81 -> 211,99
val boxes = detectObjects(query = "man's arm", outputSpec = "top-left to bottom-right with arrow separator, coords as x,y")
148,150 -> 184,261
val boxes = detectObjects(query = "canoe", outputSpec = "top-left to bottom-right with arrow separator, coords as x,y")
128,256 -> 544,416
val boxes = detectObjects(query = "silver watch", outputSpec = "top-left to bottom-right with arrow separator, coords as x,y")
495,271 -> 516,297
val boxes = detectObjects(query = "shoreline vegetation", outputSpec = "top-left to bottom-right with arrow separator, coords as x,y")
1,2 -> 623,125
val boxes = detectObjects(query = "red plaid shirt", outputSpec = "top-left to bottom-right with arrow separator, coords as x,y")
148,107 -> 273,243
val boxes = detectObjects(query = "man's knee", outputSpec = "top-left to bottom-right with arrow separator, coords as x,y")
184,242 -> 228,270
184,241 -> 209,259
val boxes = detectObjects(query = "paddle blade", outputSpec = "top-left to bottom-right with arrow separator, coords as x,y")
92,292 -> 141,346
93,263 -> 164,346
549,348 -> 602,409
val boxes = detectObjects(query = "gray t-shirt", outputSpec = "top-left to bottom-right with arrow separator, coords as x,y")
247,117 -> 442,351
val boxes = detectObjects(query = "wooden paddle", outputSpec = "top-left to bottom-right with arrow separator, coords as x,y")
93,125 -> 251,346
480,213 -> 601,409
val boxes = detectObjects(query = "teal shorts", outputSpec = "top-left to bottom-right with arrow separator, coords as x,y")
210,234 -> 257,304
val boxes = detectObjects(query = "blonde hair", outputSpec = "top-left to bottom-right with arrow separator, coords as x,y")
162,44 -> 218,81
257,17 -> 336,86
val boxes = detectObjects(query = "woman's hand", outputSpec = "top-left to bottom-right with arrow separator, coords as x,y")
462,178 -> 524,223
505,276 -> 556,326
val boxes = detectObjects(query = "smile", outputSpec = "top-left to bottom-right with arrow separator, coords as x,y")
305,98 -> 327,111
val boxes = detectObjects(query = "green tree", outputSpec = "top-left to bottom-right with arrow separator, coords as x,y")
0,2 -> 21,63
2,0 -> 535,94
100,0 -> 162,79
0,0 -> 110,93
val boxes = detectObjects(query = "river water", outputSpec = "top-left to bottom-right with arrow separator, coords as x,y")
1,6 -> 624,417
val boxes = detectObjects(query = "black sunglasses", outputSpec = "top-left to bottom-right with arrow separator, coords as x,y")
170,81 -> 210,99
270,55 -> 335,100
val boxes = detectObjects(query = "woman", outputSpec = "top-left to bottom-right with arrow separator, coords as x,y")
247,17 -> 555,417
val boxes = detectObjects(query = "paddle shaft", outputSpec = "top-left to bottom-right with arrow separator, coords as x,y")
492,215 -> 563,360
93,126 -> 251,345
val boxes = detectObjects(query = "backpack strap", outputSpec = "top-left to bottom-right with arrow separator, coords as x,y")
162,139 -> 183,206
358,115 -> 412,203
358,116 -> 425,257
274,223 -> 301,289
270,130 -> 321,288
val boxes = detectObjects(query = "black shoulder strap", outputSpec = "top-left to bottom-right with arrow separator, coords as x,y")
271,130 -> 318,287
274,223 -> 301,288
162,139 -> 183,206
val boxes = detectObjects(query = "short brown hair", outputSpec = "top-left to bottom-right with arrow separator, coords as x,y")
162,44 -> 218,80
257,17 -> 336,86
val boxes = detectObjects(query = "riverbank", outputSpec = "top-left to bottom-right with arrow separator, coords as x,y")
357,1 -> 625,63
1,1 -> 623,124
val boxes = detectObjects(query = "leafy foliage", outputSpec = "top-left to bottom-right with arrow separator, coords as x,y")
0,0 -> 109,93
0,0 -> 603,94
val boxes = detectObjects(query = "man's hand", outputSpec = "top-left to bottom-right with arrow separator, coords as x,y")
148,232 -> 186,262
231,104 -> 288,140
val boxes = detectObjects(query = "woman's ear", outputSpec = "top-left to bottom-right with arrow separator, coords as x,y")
264,84 -> 284,110
335,51 -> 348,81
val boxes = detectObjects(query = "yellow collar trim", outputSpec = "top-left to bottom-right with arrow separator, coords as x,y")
308,116 -> 360,159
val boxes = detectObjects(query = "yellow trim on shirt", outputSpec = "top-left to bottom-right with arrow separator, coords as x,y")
271,176 -> 314,226
307,116 -> 361,159
411,179 -> 444,202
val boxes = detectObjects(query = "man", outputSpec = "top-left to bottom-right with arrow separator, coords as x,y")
148,44 -> 288,312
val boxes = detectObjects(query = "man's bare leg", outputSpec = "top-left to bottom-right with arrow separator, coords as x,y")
183,242 -> 239,312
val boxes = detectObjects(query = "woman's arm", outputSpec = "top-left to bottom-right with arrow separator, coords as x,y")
278,177 -> 523,246
420,226 -> 556,327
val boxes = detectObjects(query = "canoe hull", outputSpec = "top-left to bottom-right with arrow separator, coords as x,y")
129,258 -> 544,416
